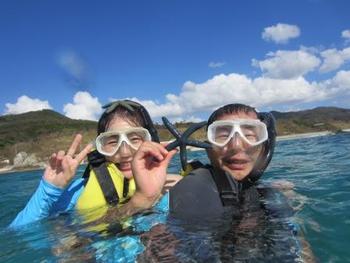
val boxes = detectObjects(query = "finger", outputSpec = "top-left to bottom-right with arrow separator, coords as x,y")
49,153 -> 57,169
162,149 -> 177,166
75,143 -> 93,164
61,158 -> 75,180
55,150 -> 65,167
142,141 -> 169,157
56,150 -> 65,159
135,144 -> 165,162
66,134 -> 82,157
160,140 -> 174,148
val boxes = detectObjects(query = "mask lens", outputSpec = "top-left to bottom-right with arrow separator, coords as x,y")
96,128 -> 151,156
125,130 -> 149,149
239,121 -> 268,145
241,124 -> 260,144
213,125 -> 233,145
208,120 -> 267,147
99,134 -> 120,155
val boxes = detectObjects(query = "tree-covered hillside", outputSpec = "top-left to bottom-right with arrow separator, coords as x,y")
1,107 -> 350,165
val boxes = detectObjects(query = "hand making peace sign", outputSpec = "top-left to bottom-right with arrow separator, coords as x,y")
43,134 -> 93,189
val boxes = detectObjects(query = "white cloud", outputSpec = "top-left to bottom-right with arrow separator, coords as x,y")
252,50 -> 321,79
341,29 -> 350,39
63,91 -> 102,120
168,116 -> 203,123
262,23 -> 300,44
4,95 -> 52,114
319,47 -> 350,73
208,61 -> 226,68
102,44 -> 350,121
107,67 -> 350,121
131,70 -> 350,119
323,70 -> 350,95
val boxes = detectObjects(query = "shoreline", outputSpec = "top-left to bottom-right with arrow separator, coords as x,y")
1,129 -> 349,175
276,130 -> 334,141
0,165 -> 45,175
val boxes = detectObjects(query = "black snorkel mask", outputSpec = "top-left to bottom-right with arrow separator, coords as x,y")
102,100 -> 160,143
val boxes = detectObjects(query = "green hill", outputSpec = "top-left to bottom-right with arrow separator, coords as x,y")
1,107 -> 350,166
0,110 -> 97,162
272,107 -> 350,135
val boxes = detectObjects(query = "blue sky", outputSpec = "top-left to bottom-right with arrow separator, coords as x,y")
1,0 -> 350,121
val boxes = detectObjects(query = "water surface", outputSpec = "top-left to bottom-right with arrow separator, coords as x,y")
1,133 -> 350,262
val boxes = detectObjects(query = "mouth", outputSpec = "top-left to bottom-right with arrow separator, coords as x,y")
223,158 -> 250,170
116,162 -> 132,172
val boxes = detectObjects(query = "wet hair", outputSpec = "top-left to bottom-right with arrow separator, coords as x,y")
97,106 -> 146,135
207,103 -> 257,128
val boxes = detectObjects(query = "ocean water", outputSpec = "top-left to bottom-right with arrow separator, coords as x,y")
0,133 -> 349,262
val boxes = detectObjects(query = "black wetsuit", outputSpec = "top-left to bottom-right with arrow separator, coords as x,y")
168,166 -> 301,262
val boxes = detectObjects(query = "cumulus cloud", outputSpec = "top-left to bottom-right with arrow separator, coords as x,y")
63,91 -> 102,120
252,50 -> 321,79
98,43 -> 350,121
322,70 -> 350,95
4,95 -> 52,114
262,23 -> 300,44
319,47 -> 350,72
208,61 -> 226,68
341,29 -> 350,40
132,69 -> 350,119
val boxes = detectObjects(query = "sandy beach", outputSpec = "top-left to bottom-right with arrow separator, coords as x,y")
276,131 -> 334,141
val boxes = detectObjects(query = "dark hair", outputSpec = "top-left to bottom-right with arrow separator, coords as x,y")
207,103 -> 257,128
96,100 -> 159,142
97,106 -> 146,135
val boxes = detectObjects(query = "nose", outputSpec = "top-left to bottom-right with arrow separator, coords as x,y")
226,132 -> 245,150
117,141 -> 132,157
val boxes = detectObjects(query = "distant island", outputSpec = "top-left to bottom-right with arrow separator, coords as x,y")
1,107 -> 350,172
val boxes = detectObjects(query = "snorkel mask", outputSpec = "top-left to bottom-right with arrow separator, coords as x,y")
100,100 -> 159,143
207,119 -> 268,147
93,100 -> 159,158
95,127 -> 152,156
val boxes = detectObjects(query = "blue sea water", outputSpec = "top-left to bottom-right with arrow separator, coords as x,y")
0,133 -> 350,262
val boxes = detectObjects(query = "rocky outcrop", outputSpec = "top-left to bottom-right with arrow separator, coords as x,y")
13,152 -> 45,168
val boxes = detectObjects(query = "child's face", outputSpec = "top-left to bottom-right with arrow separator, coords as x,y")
104,117 -> 145,179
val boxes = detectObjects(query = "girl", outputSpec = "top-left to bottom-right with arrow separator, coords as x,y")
10,100 -> 180,228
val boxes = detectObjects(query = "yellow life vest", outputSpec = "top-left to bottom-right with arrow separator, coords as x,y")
179,160 -> 204,176
75,162 -> 135,229
76,162 -> 135,210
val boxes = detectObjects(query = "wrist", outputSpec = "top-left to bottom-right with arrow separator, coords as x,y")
130,191 -> 160,209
